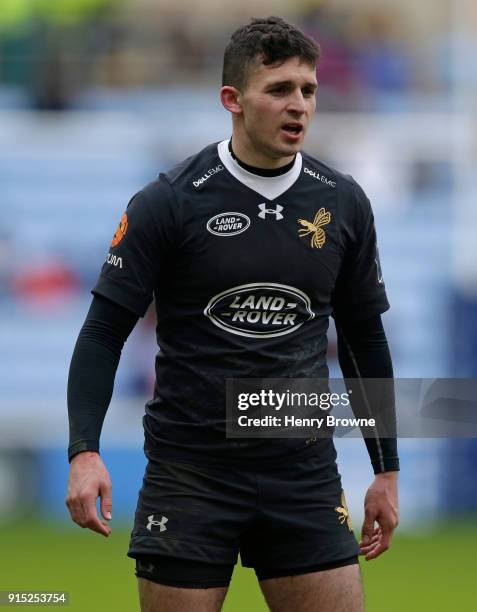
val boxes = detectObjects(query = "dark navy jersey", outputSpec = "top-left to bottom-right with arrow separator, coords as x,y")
93,140 -> 389,465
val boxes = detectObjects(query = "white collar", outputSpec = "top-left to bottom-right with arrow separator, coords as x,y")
217,139 -> 302,201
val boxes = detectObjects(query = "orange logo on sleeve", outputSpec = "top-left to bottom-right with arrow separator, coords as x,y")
111,213 -> 128,247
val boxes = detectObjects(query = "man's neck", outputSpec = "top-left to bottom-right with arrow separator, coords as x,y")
230,132 -> 296,171
228,139 -> 295,177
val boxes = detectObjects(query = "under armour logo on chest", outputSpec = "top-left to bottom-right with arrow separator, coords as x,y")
146,514 -> 168,532
258,203 -> 284,221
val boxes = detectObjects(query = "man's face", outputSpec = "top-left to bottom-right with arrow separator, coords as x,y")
238,56 -> 317,162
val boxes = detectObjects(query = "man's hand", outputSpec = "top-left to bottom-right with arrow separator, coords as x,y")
65,451 -> 112,537
359,471 -> 398,561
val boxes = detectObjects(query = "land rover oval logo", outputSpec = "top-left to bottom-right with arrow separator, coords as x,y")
204,283 -> 315,338
206,212 -> 250,237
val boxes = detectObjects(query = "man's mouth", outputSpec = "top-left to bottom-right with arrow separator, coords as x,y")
281,122 -> 303,135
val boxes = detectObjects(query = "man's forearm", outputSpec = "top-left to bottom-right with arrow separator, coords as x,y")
67,295 -> 138,461
335,314 -> 399,474
67,332 -> 120,460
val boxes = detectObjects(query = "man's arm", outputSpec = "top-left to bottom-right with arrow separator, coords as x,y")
335,314 -> 399,560
65,294 -> 138,536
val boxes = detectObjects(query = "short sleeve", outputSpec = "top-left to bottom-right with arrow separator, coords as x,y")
332,183 -> 389,320
92,178 -> 177,317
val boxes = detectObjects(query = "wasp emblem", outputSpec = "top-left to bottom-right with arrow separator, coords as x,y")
297,208 -> 331,249
335,491 -> 353,532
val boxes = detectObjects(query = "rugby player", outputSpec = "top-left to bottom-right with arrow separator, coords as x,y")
66,16 -> 399,612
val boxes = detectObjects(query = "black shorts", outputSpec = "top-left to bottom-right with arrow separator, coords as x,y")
128,445 -> 359,587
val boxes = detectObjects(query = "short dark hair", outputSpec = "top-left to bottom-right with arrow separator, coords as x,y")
222,16 -> 320,90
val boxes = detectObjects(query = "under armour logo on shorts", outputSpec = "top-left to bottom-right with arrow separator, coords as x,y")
258,203 -> 284,221
146,514 -> 168,532
137,559 -> 155,573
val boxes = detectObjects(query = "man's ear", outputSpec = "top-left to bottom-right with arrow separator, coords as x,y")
220,86 -> 243,115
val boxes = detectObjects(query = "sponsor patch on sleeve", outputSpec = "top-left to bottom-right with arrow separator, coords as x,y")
111,212 -> 128,247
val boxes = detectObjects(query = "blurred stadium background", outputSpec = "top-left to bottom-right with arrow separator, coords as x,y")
0,0 -> 476,610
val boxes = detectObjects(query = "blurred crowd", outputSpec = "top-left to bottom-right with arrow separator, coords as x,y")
0,0 -> 461,111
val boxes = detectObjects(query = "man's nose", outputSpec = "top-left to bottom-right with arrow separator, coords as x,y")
287,90 -> 306,113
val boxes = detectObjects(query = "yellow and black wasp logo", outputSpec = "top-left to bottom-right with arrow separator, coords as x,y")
335,491 -> 353,532
297,208 -> 331,249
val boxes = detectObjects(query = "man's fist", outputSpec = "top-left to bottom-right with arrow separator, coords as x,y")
65,451 -> 112,537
